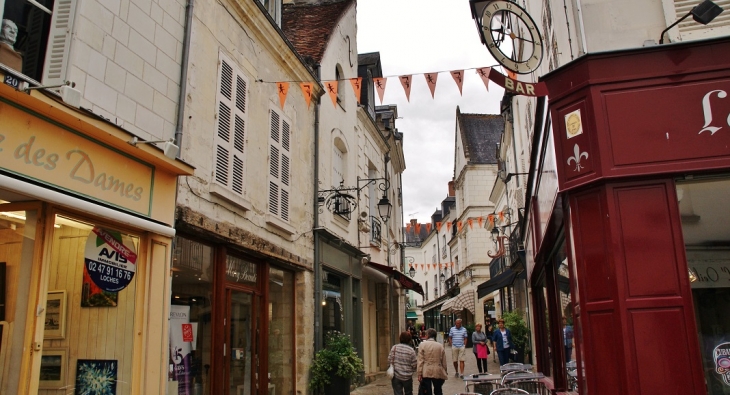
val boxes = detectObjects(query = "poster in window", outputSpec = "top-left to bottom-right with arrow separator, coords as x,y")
44,291 -> 66,339
74,359 -> 118,395
39,348 -> 67,389
84,227 -> 137,293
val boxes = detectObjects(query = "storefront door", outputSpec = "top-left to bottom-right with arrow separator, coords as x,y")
225,289 -> 257,395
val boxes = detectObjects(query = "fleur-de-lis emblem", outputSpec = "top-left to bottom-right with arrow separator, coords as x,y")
567,144 -> 589,171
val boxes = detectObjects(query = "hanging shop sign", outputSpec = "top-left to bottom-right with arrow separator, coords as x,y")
84,227 -> 137,292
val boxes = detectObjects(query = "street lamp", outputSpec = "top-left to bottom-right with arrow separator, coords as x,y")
409,265 -> 416,278
440,272 -> 446,282
377,194 -> 392,223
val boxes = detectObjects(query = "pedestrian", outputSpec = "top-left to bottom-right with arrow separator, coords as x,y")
417,328 -> 448,395
485,320 -> 497,362
419,324 -> 427,341
471,323 -> 489,373
407,320 -> 420,348
563,317 -> 574,363
389,331 -> 418,395
492,318 -> 514,366
447,318 -> 469,378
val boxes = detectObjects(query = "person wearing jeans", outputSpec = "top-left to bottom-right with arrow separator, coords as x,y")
417,328 -> 448,395
492,318 -> 514,366
389,331 -> 417,395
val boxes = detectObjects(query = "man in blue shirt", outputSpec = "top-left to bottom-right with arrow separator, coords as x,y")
448,318 -> 469,378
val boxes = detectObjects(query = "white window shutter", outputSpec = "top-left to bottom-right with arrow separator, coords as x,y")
268,109 -> 291,221
214,52 -> 247,195
42,0 -> 77,85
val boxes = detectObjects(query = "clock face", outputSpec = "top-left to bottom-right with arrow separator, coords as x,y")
480,0 -> 544,74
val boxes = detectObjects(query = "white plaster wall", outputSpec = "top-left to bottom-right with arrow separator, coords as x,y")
67,0 -> 185,140
175,0 -> 316,257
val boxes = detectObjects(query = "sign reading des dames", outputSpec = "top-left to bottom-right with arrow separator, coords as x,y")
84,227 -> 137,292
0,102 -> 154,215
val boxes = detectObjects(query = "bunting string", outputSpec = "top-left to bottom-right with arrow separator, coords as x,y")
263,64 -> 547,109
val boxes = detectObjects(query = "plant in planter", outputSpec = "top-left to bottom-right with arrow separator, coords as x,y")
502,310 -> 530,362
309,331 -> 364,393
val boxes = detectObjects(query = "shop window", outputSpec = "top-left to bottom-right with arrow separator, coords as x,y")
268,267 -> 293,394
225,255 -> 257,287
170,236 -> 214,395
534,274 -> 553,379
677,178 -> 730,394
38,215 -> 139,394
0,207 -> 38,394
557,254 -> 577,391
268,108 -> 291,222
212,51 -> 248,200
322,271 -> 344,333
0,0 -> 73,84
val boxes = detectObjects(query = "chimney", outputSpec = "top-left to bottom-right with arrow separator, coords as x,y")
410,219 -> 418,227
448,181 -> 455,197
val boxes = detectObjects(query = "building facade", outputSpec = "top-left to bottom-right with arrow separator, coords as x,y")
482,0 -> 730,393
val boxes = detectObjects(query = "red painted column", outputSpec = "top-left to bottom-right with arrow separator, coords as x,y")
568,180 -> 705,395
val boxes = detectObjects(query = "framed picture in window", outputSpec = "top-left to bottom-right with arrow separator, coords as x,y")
39,348 -> 67,389
44,291 -> 66,339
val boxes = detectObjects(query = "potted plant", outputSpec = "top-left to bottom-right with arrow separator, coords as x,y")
309,331 -> 364,394
502,310 -> 530,363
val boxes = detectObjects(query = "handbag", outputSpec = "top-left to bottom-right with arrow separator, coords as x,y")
387,346 -> 395,378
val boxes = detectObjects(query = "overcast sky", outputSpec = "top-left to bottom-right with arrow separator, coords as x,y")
357,0 -> 505,226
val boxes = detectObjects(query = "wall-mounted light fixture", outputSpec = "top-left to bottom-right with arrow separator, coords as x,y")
128,137 -> 180,160
659,0 -> 723,44
318,176 -> 391,222
409,265 -> 416,278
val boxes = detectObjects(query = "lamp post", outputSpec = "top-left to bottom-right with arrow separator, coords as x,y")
409,265 -> 416,278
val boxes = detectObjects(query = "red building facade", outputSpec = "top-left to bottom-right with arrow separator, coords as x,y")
527,37 -> 730,394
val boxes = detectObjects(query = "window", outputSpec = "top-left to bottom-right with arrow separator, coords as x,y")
268,107 -> 291,222
335,64 -> 345,108
668,0 -> 730,41
332,137 -> 346,187
213,52 -> 248,197
0,0 -> 74,83
257,0 -> 281,26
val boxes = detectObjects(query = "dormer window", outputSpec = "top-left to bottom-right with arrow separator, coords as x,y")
258,0 -> 281,26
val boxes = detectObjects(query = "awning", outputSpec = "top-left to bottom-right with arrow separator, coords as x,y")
439,297 -> 456,315
477,269 -> 517,299
366,261 -> 425,295
406,312 -> 418,319
451,289 -> 475,315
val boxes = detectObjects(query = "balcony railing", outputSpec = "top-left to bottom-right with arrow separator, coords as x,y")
444,275 -> 458,291
370,216 -> 382,244
441,245 -> 447,258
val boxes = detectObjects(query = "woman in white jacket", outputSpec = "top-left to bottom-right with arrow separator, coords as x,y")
417,328 -> 448,395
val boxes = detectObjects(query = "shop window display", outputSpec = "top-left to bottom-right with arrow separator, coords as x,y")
38,214 -> 139,394
1,0 -> 55,80
677,178 -> 730,395
170,236 -> 214,395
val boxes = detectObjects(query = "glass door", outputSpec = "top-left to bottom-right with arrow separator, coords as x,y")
225,289 -> 257,395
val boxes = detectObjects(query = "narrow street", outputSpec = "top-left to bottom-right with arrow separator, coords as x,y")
352,344 -> 505,395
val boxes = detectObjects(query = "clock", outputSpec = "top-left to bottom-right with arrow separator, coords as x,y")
471,0 -> 544,74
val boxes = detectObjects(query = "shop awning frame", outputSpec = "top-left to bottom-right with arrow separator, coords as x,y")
477,269 -> 517,299
366,261 -> 425,295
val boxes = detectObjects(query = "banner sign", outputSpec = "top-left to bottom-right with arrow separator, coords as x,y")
170,305 -> 194,395
488,68 -> 549,97
84,227 -> 137,292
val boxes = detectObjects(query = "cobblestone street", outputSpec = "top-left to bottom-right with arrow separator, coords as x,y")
351,344 -> 503,395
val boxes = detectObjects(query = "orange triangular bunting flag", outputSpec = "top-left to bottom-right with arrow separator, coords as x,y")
450,70 -> 464,95
277,82 -> 289,109
415,224 -> 422,234
488,214 -> 495,227
300,82 -> 314,109
374,77 -> 387,104
446,222 -> 452,231
507,69 -> 517,80
350,77 -> 362,104
439,263 -> 442,269
399,75 -> 413,102
467,218 -> 474,229
420,264 -> 424,270
406,223 -> 412,233
457,221 -> 463,232
424,72 -> 438,98
436,222 -> 442,231
477,67 -> 491,92
425,223 -> 432,233
478,216 -> 484,228
499,211 -> 506,224
325,81 -> 338,108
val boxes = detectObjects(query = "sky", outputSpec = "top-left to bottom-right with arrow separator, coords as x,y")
357,0 -> 505,226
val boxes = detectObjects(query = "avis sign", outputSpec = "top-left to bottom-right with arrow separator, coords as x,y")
84,227 -> 137,292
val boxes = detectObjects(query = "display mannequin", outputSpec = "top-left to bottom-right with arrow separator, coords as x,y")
0,19 -> 23,72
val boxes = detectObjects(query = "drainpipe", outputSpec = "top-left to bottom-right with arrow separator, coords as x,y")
173,0 -> 195,154
313,64 -> 322,352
